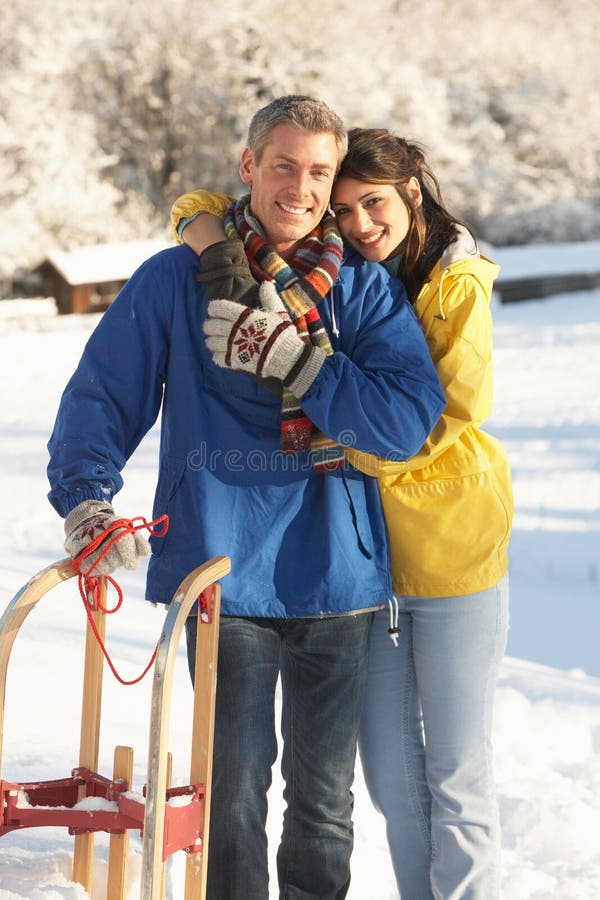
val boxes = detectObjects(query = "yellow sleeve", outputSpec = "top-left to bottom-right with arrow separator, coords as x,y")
346,272 -> 494,477
170,189 -> 235,243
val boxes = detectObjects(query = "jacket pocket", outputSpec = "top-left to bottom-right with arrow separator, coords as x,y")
341,468 -> 374,560
202,358 -> 270,401
150,456 -> 187,557
201,359 -> 281,430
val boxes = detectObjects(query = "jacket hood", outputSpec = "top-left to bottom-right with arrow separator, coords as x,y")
440,224 -> 479,267
424,226 -> 500,320
437,226 -> 500,285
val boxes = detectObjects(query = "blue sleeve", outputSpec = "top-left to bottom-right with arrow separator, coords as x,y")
47,252 -> 175,517
300,262 -> 446,459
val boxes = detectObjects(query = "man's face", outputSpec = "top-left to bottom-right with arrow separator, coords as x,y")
239,124 -> 339,258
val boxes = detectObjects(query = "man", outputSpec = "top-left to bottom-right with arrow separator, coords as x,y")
48,95 -> 445,899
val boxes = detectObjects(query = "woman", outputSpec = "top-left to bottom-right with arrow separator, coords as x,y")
332,129 -> 512,900
171,127 -> 513,899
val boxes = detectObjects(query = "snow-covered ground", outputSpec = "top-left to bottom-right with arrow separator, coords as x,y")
0,260 -> 599,898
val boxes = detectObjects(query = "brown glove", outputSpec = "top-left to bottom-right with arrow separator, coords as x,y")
197,239 -> 283,395
196,239 -> 262,307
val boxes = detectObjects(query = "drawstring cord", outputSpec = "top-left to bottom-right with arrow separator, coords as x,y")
434,268 -> 448,321
329,293 -> 340,338
73,514 -> 169,685
388,596 -> 400,647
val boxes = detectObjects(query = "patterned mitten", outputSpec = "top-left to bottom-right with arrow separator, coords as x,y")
64,500 -> 150,576
204,285 -> 326,398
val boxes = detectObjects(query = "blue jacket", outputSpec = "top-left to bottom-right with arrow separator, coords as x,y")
47,244 -> 445,616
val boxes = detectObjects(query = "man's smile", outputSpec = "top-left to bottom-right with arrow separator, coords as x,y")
277,202 -> 311,216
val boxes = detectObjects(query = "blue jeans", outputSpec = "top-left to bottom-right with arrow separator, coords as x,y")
186,612 -> 373,900
358,577 -> 509,900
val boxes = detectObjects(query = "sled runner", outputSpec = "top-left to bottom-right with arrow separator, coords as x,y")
0,554 -> 231,900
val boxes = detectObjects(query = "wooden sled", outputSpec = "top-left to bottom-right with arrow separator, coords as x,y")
0,554 -> 231,900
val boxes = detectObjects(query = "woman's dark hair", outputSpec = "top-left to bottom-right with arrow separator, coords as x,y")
337,128 -> 469,302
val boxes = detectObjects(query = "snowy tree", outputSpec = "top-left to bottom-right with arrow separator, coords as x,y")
1,0 -> 599,296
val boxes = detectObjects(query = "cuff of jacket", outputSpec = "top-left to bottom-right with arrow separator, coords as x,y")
170,190 -> 234,242
284,345 -> 327,398
176,211 -> 205,242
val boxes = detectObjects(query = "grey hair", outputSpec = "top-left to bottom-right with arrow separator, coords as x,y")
247,95 -> 348,172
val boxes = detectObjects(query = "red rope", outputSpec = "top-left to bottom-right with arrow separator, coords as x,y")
73,514 -> 169,686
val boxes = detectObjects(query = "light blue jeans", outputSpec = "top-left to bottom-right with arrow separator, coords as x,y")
358,577 -> 509,900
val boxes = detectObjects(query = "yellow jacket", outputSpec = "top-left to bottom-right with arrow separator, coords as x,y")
170,191 -> 513,598
347,228 -> 513,597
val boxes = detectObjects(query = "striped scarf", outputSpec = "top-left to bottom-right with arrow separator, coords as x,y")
224,194 -> 345,471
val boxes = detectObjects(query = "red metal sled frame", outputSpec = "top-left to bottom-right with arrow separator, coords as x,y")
0,555 -> 231,900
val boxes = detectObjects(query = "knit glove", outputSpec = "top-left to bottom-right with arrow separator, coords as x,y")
197,239 -> 288,396
64,500 -> 151,576
204,285 -> 326,398
196,239 -> 262,307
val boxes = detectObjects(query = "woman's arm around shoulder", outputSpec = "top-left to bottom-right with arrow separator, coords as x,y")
170,188 -> 235,253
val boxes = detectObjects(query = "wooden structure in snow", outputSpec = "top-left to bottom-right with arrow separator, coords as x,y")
34,240 -> 172,314
491,241 -> 600,303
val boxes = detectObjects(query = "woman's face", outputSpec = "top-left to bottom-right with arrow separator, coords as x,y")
331,176 -> 421,262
